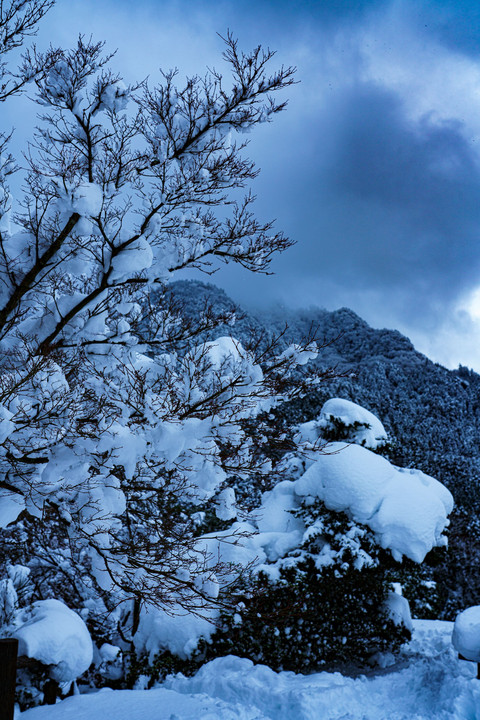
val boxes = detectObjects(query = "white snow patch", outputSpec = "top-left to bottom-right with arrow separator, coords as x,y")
280,342 -> 318,366
13,599 -> 93,682
94,80 -> 129,114
319,398 -> 388,448
386,588 -> 413,631
99,643 -> 121,663
294,442 -> 453,562
134,605 -> 217,660
452,606 -> 480,662
0,403 -> 15,443
20,620 -> 480,720
20,686 -> 263,719
215,487 -> 237,520
110,237 -> 154,281
71,183 -> 103,217
0,489 -> 25,527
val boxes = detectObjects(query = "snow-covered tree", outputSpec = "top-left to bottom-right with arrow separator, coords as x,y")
0,3 -> 325,668
180,397 -> 452,674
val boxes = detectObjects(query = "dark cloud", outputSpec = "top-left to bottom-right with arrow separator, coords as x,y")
137,0 -> 389,25
413,0 -> 480,58
318,85 -> 480,299
214,77 -> 480,339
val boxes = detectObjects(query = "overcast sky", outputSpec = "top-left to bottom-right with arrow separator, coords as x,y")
29,0 -> 480,370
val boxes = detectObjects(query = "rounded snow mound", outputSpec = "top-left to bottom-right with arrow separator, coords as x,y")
320,398 -> 388,449
295,398 -> 388,449
13,599 -> 93,682
295,442 -> 453,562
452,606 -> 480,662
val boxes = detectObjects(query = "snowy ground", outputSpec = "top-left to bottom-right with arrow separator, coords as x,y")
19,620 -> 480,720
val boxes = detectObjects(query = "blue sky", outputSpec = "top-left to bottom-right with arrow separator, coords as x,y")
25,0 -> 480,369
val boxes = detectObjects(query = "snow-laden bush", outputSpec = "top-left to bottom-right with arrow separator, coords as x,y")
12,599 -> 92,682
300,397 -> 389,449
174,399 -> 452,673
199,506 -> 412,672
0,566 -> 92,706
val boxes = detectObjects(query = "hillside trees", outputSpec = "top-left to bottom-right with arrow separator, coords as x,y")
0,1 -> 325,655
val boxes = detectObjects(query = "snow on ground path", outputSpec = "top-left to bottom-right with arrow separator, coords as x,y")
21,620 -> 480,720
18,687 -> 266,720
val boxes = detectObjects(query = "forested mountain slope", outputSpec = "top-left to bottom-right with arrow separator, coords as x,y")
169,280 -> 480,615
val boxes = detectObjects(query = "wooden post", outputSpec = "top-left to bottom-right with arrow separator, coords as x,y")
42,679 -> 59,705
0,638 -> 18,720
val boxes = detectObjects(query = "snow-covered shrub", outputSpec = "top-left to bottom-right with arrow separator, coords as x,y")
314,397 -> 389,449
200,504 -> 411,671
11,599 -> 92,706
187,399 -> 453,672
12,599 -> 92,682
0,581 -> 93,707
